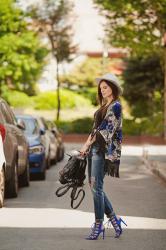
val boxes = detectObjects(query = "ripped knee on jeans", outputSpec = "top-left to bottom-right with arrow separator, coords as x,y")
89,176 -> 96,191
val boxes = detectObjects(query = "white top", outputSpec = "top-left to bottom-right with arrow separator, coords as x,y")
0,134 -> 6,170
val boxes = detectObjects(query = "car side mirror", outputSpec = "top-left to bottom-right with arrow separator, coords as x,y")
17,118 -> 26,130
40,128 -> 45,135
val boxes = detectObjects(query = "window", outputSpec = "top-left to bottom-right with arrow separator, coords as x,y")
21,118 -> 39,135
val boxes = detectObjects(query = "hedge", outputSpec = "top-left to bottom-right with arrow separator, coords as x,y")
56,114 -> 163,136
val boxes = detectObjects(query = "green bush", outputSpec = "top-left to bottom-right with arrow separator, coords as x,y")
71,117 -> 93,133
1,90 -> 33,107
123,113 -> 163,136
32,89 -> 92,110
123,119 -> 142,135
56,117 -> 93,134
140,113 -> 163,136
57,113 -> 163,135
76,87 -> 98,106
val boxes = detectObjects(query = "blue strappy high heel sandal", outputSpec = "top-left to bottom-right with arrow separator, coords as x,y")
86,222 -> 105,240
106,215 -> 127,238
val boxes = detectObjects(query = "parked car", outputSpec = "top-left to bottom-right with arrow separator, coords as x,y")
46,120 -> 65,162
0,98 -> 30,198
16,115 -> 48,179
0,124 -> 6,208
40,117 -> 59,165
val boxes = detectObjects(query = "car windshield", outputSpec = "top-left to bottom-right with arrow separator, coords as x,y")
21,118 -> 39,135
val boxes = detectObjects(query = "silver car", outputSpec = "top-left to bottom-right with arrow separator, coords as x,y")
0,98 -> 30,198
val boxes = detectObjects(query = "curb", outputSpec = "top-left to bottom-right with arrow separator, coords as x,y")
142,149 -> 166,182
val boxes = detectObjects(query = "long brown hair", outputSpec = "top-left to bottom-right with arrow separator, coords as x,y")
97,80 -> 119,106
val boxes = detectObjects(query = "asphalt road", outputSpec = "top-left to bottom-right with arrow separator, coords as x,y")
0,143 -> 166,250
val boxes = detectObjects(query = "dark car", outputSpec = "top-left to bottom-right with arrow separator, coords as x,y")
0,98 -> 30,198
16,115 -> 48,180
40,117 -> 59,165
46,120 -> 65,162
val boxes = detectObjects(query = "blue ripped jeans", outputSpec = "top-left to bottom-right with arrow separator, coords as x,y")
88,144 -> 115,222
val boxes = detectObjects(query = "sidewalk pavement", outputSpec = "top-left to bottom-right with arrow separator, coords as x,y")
115,145 -> 166,183
142,145 -> 166,182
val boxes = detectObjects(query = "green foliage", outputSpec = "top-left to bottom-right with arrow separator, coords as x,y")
78,87 -> 98,106
1,89 -> 33,107
123,113 -> 163,136
56,114 -> 163,135
94,0 -> 166,57
139,113 -> 163,136
123,55 -> 164,117
61,58 -> 103,87
32,89 -> 91,110
0,0 -> 48,95
94,0 -> 166,137
56,117 -> 94,134
0,88 -> 92,110
65,86 -> 98,106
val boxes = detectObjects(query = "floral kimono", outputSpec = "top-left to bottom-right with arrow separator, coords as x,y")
98,101 -> 122,163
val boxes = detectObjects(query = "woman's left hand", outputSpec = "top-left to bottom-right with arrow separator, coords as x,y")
79,135 -> 96,156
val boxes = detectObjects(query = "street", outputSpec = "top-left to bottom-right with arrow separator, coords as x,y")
0,143 -> 166,250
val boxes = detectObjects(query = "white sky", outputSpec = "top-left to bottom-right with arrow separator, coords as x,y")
73,0 -> 105,52
18,0 -> 105,52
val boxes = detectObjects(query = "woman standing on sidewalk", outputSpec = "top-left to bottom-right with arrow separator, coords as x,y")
80,73 -> 127,240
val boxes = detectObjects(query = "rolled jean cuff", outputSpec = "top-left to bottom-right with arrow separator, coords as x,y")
106,211 -> 115,218
95,218 -> 104,223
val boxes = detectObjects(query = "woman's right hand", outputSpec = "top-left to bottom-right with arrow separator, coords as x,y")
79,143 -> 90,156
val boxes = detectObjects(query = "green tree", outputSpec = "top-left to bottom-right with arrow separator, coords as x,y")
123,55 -> 163,118
94,0 -> 166,138
0,0 -> 48,95
61,58 -> 103,87
29,0 -> 77,120
94,0 -> 166,56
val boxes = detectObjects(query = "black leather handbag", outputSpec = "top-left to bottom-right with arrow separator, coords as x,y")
55,155 -> 87,209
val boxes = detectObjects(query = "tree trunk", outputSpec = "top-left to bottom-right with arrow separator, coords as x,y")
56,60 -> 61,121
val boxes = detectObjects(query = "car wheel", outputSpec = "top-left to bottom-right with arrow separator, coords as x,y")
19,160 -> 30,187
46,151 -> 51,169
0,168 -> 5,208
6,160 -> 18,198
60,147 -> 65,161
56,147 -> 62,162
51,153 -> 57,165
